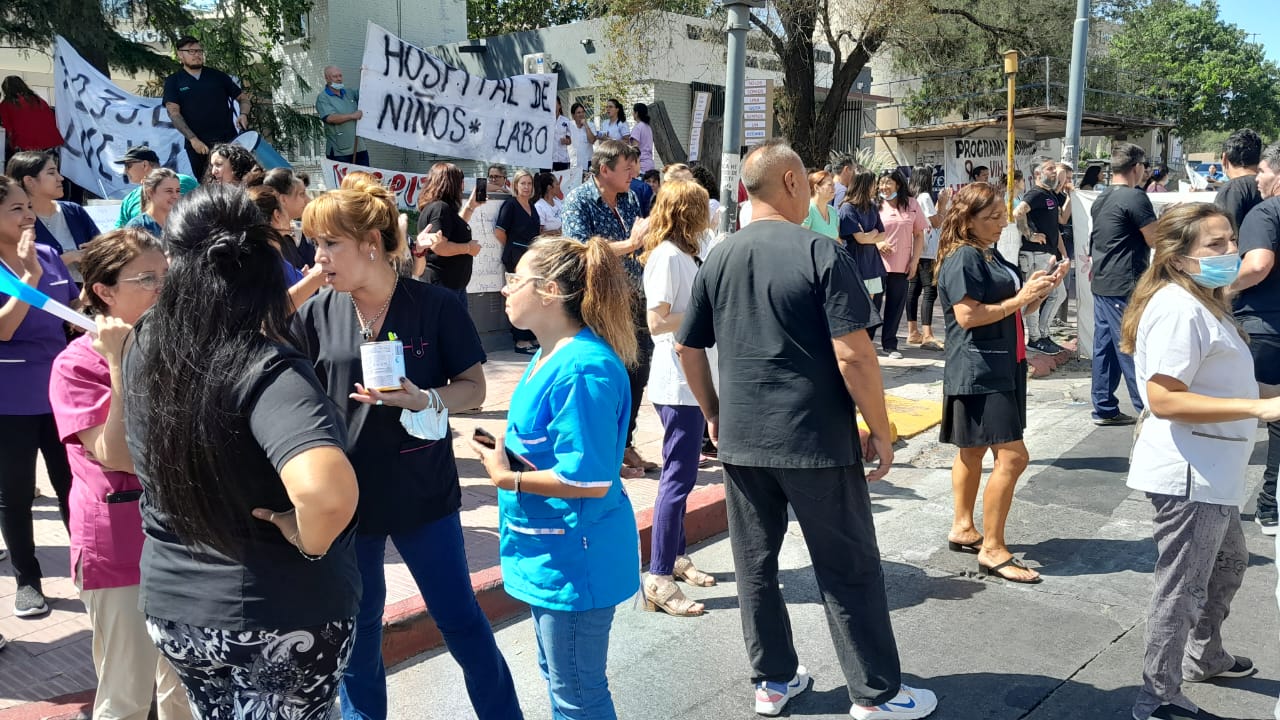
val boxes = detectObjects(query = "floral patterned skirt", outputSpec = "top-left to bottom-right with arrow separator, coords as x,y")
146,616 -> 356,720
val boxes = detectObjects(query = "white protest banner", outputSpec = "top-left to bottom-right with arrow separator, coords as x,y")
53,37 -> 193,198
323,159 -> 431,211
943,136 -> 1039,189
356,22 -> 557,168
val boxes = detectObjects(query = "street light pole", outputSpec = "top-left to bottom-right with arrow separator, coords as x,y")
1063,0 -> 1091,168
1004,50 -> 1019,222
718,0 -> 762,235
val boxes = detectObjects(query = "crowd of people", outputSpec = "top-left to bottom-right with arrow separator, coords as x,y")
5,34 -> 1280,720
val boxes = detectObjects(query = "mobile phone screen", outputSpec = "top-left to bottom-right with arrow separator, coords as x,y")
474,176 -> 487,203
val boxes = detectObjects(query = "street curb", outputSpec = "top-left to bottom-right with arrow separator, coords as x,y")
0,481 -> 729,720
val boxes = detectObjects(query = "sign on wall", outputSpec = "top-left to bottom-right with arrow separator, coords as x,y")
356,22 -> 557,168
53,36 -> 193,198
943,136 -> 1039,189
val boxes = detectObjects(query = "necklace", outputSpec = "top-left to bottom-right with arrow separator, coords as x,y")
351,274 -> 398,341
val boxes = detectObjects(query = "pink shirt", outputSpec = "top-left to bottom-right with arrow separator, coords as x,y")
49,334 -> 144,590
631,121 -> 655,172
878,197 -> 928,274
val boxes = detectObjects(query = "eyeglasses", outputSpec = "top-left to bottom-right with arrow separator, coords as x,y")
179,48 -> 205,55
118,273 -> 166,292
504,272 -> 544,289
488,175 -> 506,182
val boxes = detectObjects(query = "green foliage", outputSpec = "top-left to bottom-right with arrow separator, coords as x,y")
465,0 -> 597,39
1108,0 -> 1280,137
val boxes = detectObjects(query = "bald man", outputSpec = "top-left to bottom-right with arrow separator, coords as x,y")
675,141 -> 938,719
315,66 -> 368,165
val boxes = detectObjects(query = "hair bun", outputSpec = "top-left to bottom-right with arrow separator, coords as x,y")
205,230 -> 249,271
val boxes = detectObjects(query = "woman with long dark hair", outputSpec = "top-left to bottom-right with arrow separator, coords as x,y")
534,170 -> 563,234
874,169 -> 927,358
413,162 -> 483,305
905,165 -> 950,351
262,167 -> 316,268
838,170 -> 887,306
496,169 -> 541,354
1079,165 -> 1103,191
595,98 -> 629,144
935,182 -> 1061,583
123,185 -> 361,716
1120,203 -> 1273,720
49,228 -> 191,720
0,77 -> 63,155
6,151 -> 99,271
631,103 -> 655,173
0,175 -> 76,620
470,235 -> 640,719
246,185 -> 326,311
640,180 -> 716,617
294,176 -> 522,720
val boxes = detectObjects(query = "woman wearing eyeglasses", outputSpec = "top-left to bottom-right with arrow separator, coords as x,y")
49,229 -> 192,720
471,235 -> 640,720
0,175 -> 77,621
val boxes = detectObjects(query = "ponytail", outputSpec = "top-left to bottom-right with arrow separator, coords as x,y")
525,235 -> 638,367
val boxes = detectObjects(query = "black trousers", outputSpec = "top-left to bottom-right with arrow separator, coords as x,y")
905,259 -> 937,327
0,414 -> 72,588
722,462 -> 902,706
870,272 -> 909,351
1249,333 -> 1280,518
626,328 -> 654,448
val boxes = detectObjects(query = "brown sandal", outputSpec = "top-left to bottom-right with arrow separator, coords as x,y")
643,574 -> 705,616
674,555 -> 717,587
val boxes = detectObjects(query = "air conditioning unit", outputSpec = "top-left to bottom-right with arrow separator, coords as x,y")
523,52 -> 553,74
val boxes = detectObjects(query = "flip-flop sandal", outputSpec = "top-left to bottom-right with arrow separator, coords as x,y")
946,536 -> 983,554
979,556 -> 1043,584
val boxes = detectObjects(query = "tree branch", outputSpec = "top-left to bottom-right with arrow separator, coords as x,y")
930,5 -> 1028,43
748,12 -> 786,60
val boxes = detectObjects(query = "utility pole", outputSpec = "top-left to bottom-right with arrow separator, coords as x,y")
1004,50 -> 1018,222
718,0 -> 762,235
1063,0 -> 1091,169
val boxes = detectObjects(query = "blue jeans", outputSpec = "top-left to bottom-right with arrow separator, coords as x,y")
339,512 -> 521,720
1091,293 -> 1144,420
531,605 -> 617,720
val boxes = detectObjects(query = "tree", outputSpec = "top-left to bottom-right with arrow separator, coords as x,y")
1108,0 -> 1280,138
0,0 -> 321,153
465,0 -> 595,39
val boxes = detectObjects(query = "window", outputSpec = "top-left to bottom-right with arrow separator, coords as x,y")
283,11 -> 309,42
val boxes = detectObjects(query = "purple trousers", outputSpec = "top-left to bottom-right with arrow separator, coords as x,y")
650,404 -> 706,576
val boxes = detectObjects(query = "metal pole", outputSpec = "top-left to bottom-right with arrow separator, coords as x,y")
1063,0 -> 1091,167
718,0 -> 760,235
1004,50 -> 1018,222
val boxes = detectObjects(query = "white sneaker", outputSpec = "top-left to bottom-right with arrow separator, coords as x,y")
850,684 -> 938,719
754,665 -> 810,716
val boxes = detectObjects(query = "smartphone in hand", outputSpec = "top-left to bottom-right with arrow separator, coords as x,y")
474,176 -> 488,203
473,427 -> 536,470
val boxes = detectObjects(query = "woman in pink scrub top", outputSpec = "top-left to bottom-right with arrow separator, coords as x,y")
49,228 -> 192,720
873,169 -> 928,358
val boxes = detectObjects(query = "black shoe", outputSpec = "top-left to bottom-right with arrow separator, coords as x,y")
1256,513 -> 1278,536
1143,703 -> 1229,719
1186,655 -> 1257,682
1026,338 -> 1056,355
1041,338 -> 1065,354
1094,412 -> 1137,426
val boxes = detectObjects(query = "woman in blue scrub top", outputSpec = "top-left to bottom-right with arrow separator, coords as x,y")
470,235 -> 641,720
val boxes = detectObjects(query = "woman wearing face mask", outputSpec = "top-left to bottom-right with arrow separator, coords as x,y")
294,177 -> 522,720
496,170 -> 542,354
1121,203 -> 1278,720
568,103 -> 597,188
125,169 -> 183,237
6,151 -> 99,272
0,175 -> 77,620
49,229 -> 192,720
874,170 -> 927,359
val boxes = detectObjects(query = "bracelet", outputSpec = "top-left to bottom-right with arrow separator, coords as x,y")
412,247 -> 428,258
289,531 -> 326,561
513,471 -> 522,494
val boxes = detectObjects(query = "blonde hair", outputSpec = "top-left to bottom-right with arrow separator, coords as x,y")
662,163 -> 693,183
640,180 -> 708,265
303,175 -> 406,263
1120,203 -> 1242,354
511,169 -> 534,196
524,236 -> 638,366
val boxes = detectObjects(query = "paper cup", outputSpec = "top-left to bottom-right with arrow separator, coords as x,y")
360,340 -> 405,392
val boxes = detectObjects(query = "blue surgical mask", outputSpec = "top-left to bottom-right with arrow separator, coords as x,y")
330,82 -> 345,91
1185,252 -> 1240,288
879,192 -> 897,201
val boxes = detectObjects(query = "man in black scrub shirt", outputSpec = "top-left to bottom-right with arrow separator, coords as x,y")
163,36 -> 250,182
1214,128 -> 1263,230
1230,141 -> 1280,536
676,140 -> 938,719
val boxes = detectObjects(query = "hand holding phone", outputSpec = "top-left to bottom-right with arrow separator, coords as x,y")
472,427 -> 536,470
474,176 -> 488,203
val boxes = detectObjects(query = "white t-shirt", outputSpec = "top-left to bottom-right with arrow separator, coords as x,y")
644,241 -> 702,406
569,122 -> 593,170
916,192 -> 940,259
1128,284 -> 1258,507
535,197 -> 563,232
38,205 -> 74,252
553,115 -> 572,165
596,119 -> 629,144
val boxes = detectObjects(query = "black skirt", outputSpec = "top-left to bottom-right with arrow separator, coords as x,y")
940,361 -> 1028,448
